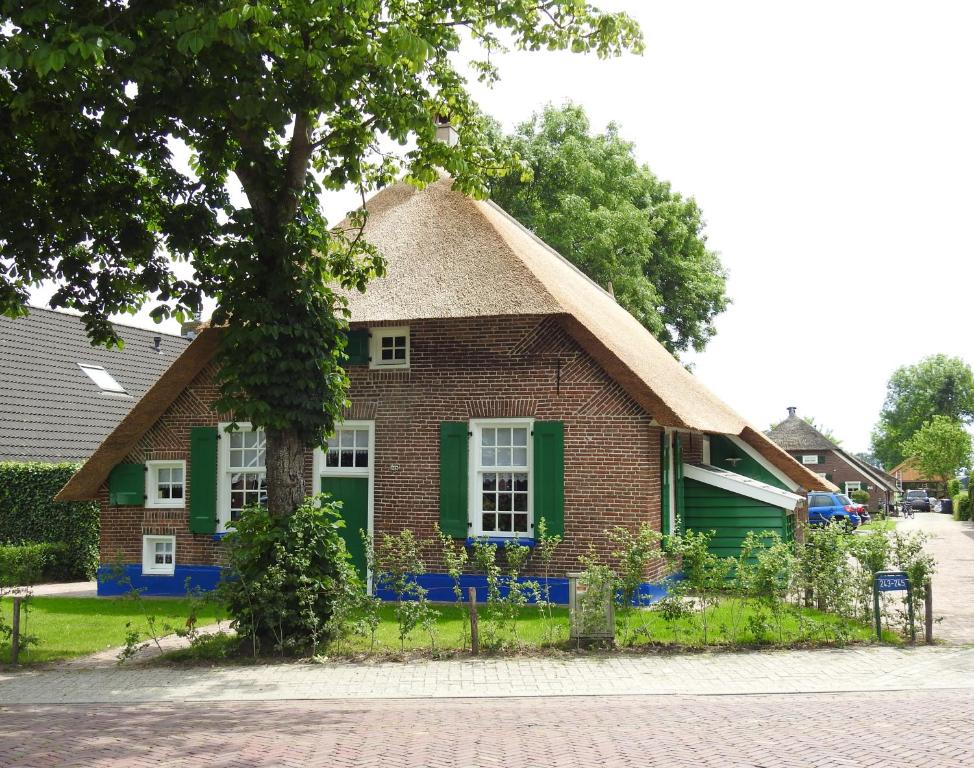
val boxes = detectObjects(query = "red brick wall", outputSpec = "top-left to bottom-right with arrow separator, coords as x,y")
788,450 -> 889,511
100,315 -> 671,580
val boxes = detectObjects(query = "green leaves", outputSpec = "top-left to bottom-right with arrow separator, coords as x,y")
901,415 -> 972,484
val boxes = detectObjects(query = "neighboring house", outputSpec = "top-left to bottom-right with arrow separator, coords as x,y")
0,306 -> 191,463
767,407 -> 900,512
58,177 -> 833,598
888,457 -> 945,498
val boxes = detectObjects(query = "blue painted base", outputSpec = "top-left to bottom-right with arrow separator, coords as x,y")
97,564 -> 224,597
97,564 -> 679,605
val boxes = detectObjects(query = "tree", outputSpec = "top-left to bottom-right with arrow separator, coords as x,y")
802,416 -> 841,446
0,1 -> 642,517
871,355 -> 974,468
901,415 -> 972,491
488,103 -> 728,355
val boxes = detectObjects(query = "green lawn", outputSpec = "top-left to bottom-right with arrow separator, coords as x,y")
0,596 -> 224,665
859,519 -> 897,532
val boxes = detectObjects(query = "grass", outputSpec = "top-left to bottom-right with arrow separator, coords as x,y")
859,519 -> 897,532
0,596 -> 224,665
170,597 -> 899,662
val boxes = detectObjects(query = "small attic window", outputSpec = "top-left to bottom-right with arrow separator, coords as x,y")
79,364 -> 127,394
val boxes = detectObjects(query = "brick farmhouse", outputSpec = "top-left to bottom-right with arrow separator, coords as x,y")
59,178 -> 833,599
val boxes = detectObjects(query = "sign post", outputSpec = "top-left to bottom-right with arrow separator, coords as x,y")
874,570 -> 914,644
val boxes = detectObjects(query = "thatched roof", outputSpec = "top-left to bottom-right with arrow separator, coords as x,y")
766,411 -> 837,451
59,177 -> 833,499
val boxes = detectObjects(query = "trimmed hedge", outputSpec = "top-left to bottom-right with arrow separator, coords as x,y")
0,542 -> 76,587
0,462 -> 98,581
953,491 -> 971,522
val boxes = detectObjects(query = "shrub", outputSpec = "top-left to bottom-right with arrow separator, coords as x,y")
0,462 -> 99,580
850,489 -> 870,504
0,543 -> 50,587
947,478 -> 961,498
218,496 -> 356,656
375,529 -> 437,651
953,491 -> 971,521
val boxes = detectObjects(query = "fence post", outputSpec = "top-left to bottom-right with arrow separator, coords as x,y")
924,582 -> 934,644
467,586 -> 479,655
10,597 -> 22,665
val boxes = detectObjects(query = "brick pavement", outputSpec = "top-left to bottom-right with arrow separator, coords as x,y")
1,690 -> 972,767
897,511 -> 974,644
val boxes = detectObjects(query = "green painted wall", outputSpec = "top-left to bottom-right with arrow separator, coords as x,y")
684,478 -> 792,558
709,435 -> 788,490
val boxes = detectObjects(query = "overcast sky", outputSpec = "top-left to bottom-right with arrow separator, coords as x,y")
29,1 -> 973,453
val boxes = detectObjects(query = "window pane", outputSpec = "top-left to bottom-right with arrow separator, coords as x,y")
327,436 -> 338,450
481,447 -> 495,467
340,449 -> 354,466
381,348 -> 394,360
231,491 -> 244,509
513,447 -> 527,467
244,474 -> 260,490
482,513 -> 496,532
513,493 -> 527,512
482,429 -> 495,447
482,493 -> 496,511
513,428 -> 527,447
172,468 -> 183,483
355,430 -> 368,448
497,447 -> 511,466
244,449 -> 258,467
171,486 -> 183,499
514,514 -> 528,533
158,485 -> 171,499
497,428 -> 511,446
155,553 -> 165,564
158,468 -> 170,483
230,432 -> 243,449
482,474 -> 496,491
230,474 -> 245,491
513,473 -> 528,492
498,473 -> 513,492
326,450 -> 339,467
340,430 -> 354,447
355,450 -> 369,467
498,514 -> 512,532
382,336 -> 393,349
498,493 -> 512,511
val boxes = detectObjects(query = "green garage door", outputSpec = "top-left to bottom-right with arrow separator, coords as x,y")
320,476 -> 369,580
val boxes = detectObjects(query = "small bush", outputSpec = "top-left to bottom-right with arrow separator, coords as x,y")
850,489 -> 870,504
218,496 -> 357,656
953,491 -> 971,521
947,478 -> 961,498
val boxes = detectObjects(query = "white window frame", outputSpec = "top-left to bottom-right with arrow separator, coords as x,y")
145,460 -> 186,509
369,326 -> 410,369
845,481 -> 862,496
142,535 -> 176,576
216,422 -> 266,532
78,363 -> 128,394
802,454 -> 820,465
468,418 -> 533,538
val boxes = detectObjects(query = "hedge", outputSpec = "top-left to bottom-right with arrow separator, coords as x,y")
953,491 -> 971,522
0,462 -> 99,581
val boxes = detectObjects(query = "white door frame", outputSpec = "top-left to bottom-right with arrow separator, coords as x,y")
312,419 -> 375,591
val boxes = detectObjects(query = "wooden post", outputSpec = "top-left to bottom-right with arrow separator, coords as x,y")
467,586 -> 479,655
10,597 -> 22,665
924,582 -> 934,644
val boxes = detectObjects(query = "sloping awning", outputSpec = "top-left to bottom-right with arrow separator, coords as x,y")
684,463 -> 804,512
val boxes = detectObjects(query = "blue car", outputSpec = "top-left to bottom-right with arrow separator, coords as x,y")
807,492 -> 861,529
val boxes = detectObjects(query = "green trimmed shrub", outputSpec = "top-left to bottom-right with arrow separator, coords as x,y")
850,489 -> 870,504
947,478 -> 961,498
953,491 -> 971,521
0,462 -> 99,580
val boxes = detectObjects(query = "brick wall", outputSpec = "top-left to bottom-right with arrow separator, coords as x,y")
100,314 -> 673,581
788,450 -> 888,511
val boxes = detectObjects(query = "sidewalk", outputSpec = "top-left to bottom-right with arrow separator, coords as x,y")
2,645 -> 973,705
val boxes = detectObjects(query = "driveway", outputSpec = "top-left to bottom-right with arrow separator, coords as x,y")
897,511 -> 974,644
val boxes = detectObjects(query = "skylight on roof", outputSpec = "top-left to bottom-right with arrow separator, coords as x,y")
78,364 -> 127,394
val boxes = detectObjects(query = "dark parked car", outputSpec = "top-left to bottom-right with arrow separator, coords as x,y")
807,492 -> 861,529
903,489 -> 931,513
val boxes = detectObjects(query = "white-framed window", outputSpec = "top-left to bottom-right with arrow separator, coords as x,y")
217,423 -> 266,529
142,535 -> 175,576
146,460 -> 186,508
470,419 -> 532,536
802,454 -> 821,465
370,326 -> 409,369
78,363 -> 127,394
324,425 -> 371,471
845,481 -> 862,495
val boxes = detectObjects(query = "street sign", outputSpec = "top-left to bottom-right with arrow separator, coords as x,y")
873,570 -> 915,643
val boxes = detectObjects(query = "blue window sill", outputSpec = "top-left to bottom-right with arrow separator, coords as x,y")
212,531 -> 229,541
465,536 -> 536,548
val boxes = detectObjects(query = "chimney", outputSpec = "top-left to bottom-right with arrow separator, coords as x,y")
787,406 -> 797,418
152,336 -> 162,354
434,113 -> 459,147
181,311 -> 203,340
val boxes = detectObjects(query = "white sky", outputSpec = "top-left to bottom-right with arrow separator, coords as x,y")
28,0 -> 974,454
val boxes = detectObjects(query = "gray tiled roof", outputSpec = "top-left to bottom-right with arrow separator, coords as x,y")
0,307 -> 190,462
766,413 -> 837,451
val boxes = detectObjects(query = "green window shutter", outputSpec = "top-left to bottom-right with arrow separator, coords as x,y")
439,422 -> 469,537
674,434 -> 685,533
189,426 -> 218,534
109,463 -> 145,506
661,432 -> 671,537
533,421 -> 565,537
344,329 -> 370,365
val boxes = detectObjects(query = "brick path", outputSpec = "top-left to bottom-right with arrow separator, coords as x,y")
898,511 -> 974,644
1,690 -> 972,767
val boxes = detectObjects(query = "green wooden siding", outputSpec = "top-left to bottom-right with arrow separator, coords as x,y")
684,478 -> 792,558
709,435 -> 788,490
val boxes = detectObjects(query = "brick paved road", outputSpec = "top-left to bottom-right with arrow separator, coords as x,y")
1,690 -> 972,767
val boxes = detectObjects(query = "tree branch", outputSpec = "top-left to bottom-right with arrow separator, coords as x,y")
278,112 -> 313,223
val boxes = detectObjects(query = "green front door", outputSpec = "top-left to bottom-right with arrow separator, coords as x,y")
320,476 -> 369,580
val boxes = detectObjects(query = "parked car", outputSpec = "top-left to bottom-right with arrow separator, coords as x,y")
849,500 -> 870,524
903,489 -> 931,513
807,491 -> 861,529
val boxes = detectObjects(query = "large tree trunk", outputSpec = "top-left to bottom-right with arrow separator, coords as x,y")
265,427 -> 307,517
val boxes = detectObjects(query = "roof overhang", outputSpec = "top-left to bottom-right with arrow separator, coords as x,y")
735,426 -> 837,492
684,463 -> 804,511
55,327 -> 223,501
